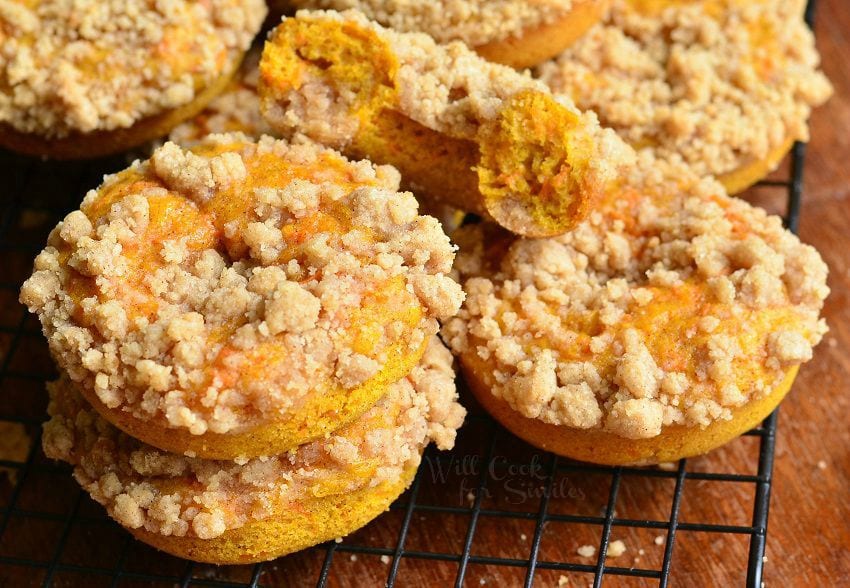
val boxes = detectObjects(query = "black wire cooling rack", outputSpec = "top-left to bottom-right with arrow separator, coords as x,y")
0,3 -> 822,587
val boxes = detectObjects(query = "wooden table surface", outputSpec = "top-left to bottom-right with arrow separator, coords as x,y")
755,1 -> 850,585
0,2 -> 847,587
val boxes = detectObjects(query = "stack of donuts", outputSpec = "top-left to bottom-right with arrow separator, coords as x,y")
9,0 -> 832,564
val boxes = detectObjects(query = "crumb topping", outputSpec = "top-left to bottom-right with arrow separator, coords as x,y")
0,0 -> 267,138
21,134 -> 463,435
443,155 -> 828,438
287,1 -> 576,47
42,338 -> 465,539
169,48 -> 274,146
537,0 -> 833,178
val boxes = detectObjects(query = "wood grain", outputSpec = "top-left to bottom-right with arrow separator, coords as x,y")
0,1 -> 847,586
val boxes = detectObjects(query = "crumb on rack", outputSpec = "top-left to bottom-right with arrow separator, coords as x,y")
577,545 -> 596,558
607,540 -> 626,558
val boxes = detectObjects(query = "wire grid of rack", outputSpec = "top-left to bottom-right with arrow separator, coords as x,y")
0,3 -> 822,586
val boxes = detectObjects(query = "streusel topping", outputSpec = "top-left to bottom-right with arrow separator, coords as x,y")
537,0 -> 833,179
43,338 -> 465,539
287,1 -> 575,47
443,155 -> 828,439
0,0 -> 267,138
21,134 -> 463,435
169,49 -> 274,146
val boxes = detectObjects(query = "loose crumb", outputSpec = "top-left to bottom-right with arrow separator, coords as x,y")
350,555 -> 358,562
607,540 -> 626,558
817,460 -> 828,470
654,535 -> 665,546
577,545 -> 596,558
380,555 -> 391,564
558,575 -> 569,586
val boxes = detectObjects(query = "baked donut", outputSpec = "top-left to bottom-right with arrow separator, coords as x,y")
20,133 -> 463,460
442,155 -> 829,465
259,9 -> 632,239
0,0 -> 267,159
42,337 -> 465,564
285,1 -> 611,69
537,0 -> 833,194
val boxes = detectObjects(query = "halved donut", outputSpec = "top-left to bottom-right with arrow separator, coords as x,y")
259,9 -> 633,238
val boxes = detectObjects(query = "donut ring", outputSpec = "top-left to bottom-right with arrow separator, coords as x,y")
0,0 -> 267,159
21,134 -> 463,459
259,9 -> 633,238
42,338 -> 466,564
443,156 -> 828,465
286,1 -> 611,69
537,0 -> 833,193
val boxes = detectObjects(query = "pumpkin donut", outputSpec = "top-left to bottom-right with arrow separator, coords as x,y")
537,0 -> 833,194
259,9 -> 634,238
42,337 -> 466,564
0,0 -> 267,159
285,1 -> 611,69
20,133 -> 463,459
442,155 -> 829,465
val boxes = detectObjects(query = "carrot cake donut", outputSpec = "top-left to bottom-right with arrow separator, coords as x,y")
20,133 -> 463,460
442,154 -> 829,465
537,0 -> 833,194
286,0 -> 611,69
0,0 -> 267,159
260,9 -> 633,238
43,337 -> 465,564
